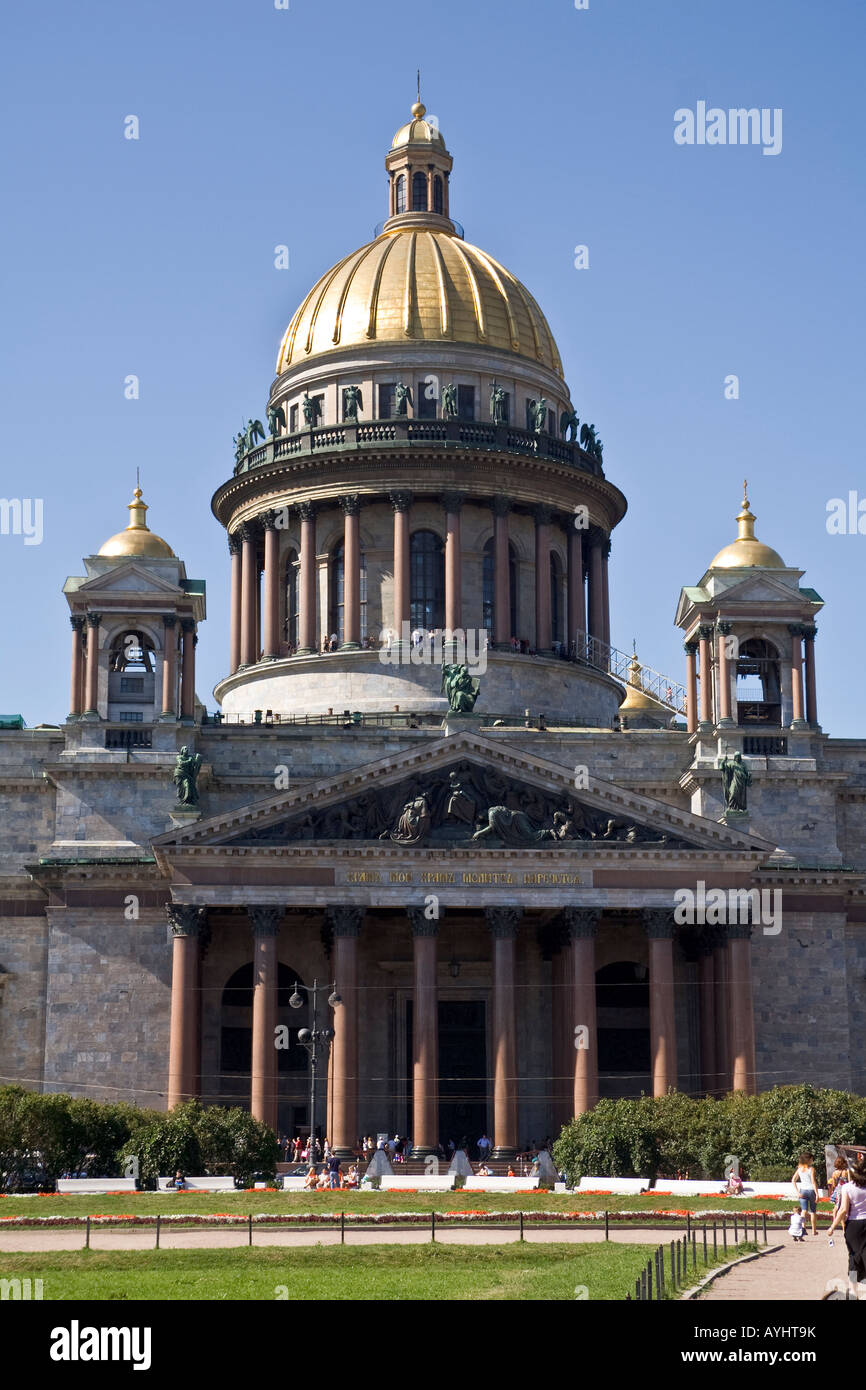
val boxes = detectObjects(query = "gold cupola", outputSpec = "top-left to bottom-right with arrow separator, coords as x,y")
97,487 -> 176,559
618,654 -> 666,714
707,484 -> 786,570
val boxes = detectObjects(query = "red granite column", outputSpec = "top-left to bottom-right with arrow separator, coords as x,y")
492,496 -> 511,649
550,941 -> 569,1130
249,906 -> 281,1131
487,908 -> 521,1157
84,612 -> 101,715
409,910 -> 439,1156
789,624 -> 807,728
565,908 -> 600,1115
297,503 -> 317,655
713,938 -> 730,1092
161,615 -> 177,717
340,495 -> 361,649
587,534 -> 605,646
644,909 -> 677,1096
698,939 -> 717,1095
180,622 -> 198,722
166,905 -> 205,1107
443,493 -> 463,633
804,626 -> 818,726
601,537 -> 611,647
69,615 -> 85,717
685,641 -> 699,735
229,533 -> 242,674
328,907 -> 363,1157
567,527 -> 584,653
728,926 -> 757,1094
534,505 -> 553,654
716,621 -> 733,725
261,511 -> 280,660
698,624 -> 714,728
240,522 -> 258,667
390,491 -> 412,644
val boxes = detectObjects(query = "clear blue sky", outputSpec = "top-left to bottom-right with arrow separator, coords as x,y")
2,0 -> 864,733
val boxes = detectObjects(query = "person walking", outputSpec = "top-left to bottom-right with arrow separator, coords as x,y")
828,1159 -> 866,1290
792,1152 -> 819,1237
477,1132 -> 491,1162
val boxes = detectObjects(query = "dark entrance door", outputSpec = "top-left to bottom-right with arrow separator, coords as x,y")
406,1000 -> 488,1148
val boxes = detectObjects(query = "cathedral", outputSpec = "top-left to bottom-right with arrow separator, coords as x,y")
2,102 -> 863,1157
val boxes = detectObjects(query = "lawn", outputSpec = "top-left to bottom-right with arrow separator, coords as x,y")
0,1240 -> 756,1301
0,1190 -> 817,1219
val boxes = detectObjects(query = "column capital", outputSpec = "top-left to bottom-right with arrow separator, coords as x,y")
180,617 -> 195,634
162,613 -> 178,629
248,905 -> 282,937
486,906 -> 521,938
586,524 -> 607,548
297,501 -> 317,523
643,908 -> 675,939
787,622 -> 807,638
408,907 -> 439,937
259,508 -> 278,531
491,495 -> 511,518
563,906 -> 601,939
697,623 -> 715,641
239,520 -> 260,544
441,491 -> 465,514
802,625 -> 817,642
684,639 -> 699,654
717,620 -> 733,635
86,611 -> 102,628
166,904 -> 207,938
228,531 -> 241,556
389,490 -> 413,512
533,503 -> 554,527
70,614 -> 86,632
326,906 -> 364,938
339,494 -> 361,516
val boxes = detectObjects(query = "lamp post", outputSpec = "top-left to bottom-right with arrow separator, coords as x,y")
289,979 -> 340,1157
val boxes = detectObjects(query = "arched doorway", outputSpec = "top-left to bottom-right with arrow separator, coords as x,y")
596,961 -> 651,1099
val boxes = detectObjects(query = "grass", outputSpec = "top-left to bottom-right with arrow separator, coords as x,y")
0,1190 -> 818,1219
0,1242 -> 687,1301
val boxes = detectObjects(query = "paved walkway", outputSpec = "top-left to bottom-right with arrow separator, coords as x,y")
700,1233 -> 847,1301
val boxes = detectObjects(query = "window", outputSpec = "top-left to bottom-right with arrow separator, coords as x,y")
412,172 -> 427,211
329,540 -> 367,645
395,174 -> 406,214
457,385 -> 475,421
120,677 -> 144,693
118,711 -> 144,723
289,404 -> 299,433
433,175 -> 443,215
378,383 -> 396,418
416,379 -> 437,419
410,530 -> 445,631
284,550 -> 299,650
482,538 -> 517,640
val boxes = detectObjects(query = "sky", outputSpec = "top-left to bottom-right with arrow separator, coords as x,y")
1,0 -> 864,733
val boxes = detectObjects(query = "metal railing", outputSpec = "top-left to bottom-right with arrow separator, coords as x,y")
627,1213 -> 766,1301
575,633 -> 686,715
232,418 -> 602,479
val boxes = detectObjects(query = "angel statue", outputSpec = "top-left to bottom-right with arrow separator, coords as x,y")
441,662 -> 480,714
173,746 -> 202,809
343,385 -> 363,422
244,417 -> 266,451
267,403 -> 286,437
233,432 -> 246,466
441,383 -> 457,419
302,393 -> 321,426
580,421 -> 603,462
528,397 -> 548,434
394,381 -> 413,416
560,407 -> 580,442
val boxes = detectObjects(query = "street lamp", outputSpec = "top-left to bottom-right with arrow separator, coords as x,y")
289,978 -> 340,1157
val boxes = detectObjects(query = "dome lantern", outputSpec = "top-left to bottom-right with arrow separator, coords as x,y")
384,94 -> 455,235
97,486 -> 176,559
706,482 -> 786,571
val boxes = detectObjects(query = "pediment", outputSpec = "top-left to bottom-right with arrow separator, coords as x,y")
153,731 -> 775,857
711,574 -> 804,605
78,564 -> 183,596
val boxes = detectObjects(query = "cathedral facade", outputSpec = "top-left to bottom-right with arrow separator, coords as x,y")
2,104 -> 864,1156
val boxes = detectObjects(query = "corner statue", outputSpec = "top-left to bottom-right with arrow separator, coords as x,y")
490,380 -> 507,426
441,383 -> 457,419
343,385 -> 363,422
441,663 -> 480,713
560,408 -> 580,442
173,746 -> 202,808
266,404 -> 286,437
720,751 -> 751,812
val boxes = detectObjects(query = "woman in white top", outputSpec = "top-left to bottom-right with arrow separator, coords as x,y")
827,1161 -> 866,1286
792,1152 -> 818,1236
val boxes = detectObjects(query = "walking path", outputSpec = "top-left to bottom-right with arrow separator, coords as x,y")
700,1232 -> 846,1301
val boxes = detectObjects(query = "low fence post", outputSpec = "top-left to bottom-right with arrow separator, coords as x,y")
703,1226 -> 707,1263
155,1214 -> 160,1250
675,1238 -> 681,1284
635,1277 -> 641,1300
733,1213 -> 738,1243
670,1239 -> 676,1287
85,1216 -> 90,1250
341,1210 -> 345,1245
519,1211 -> 524,1242
431,1209 -> 436,1243
692,1228 -> 697,1270
722,1218 -> 727,1253
647,1258 -> 653,1301
604,1210 -> 609,1242
248,1213 -> 253,1247
762,1211 -> 767,1246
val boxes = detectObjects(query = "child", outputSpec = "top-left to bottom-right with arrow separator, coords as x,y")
789,1209 -> 805,1242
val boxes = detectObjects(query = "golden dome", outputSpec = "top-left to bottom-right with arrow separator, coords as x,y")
98,488 -> 176,559
277,228 -> 563,374
708,485 -> 786,570
619,655 -> 666,713
391,101 -> 446,151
